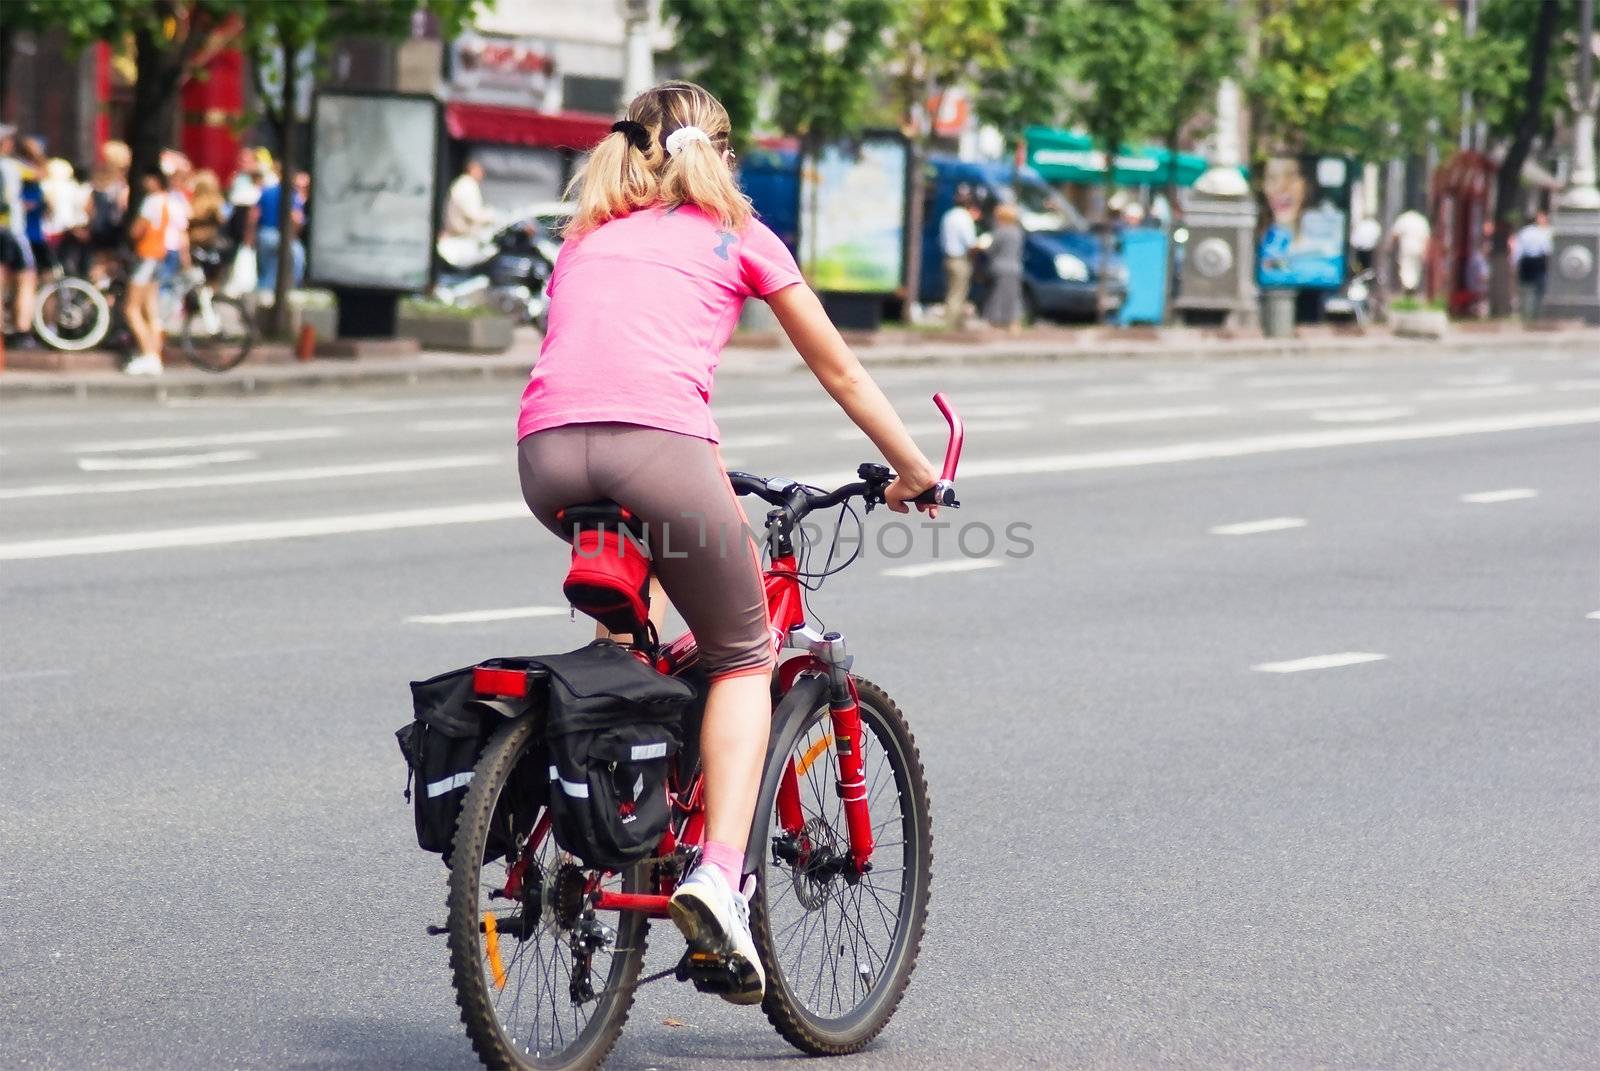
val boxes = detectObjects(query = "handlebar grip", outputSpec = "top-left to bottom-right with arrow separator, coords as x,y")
912,480 -> 959,508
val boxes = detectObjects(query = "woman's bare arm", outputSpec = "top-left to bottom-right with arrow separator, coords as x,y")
766,283 -> 939,513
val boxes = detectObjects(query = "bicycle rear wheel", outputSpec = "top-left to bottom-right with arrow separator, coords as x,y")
180,291 -> 255,371
33,276 -> 110,351
447,715 -> 649,1071
751,676 -> 932,1054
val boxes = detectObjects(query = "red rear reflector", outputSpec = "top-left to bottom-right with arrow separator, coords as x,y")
473,666 -> 528,697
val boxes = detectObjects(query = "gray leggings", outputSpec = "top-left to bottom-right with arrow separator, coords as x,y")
517,422 -> 773,680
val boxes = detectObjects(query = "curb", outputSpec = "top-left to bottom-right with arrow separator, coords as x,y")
2,330 -> 1595,403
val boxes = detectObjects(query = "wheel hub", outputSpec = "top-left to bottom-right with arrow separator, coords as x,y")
793,818 -> 843,910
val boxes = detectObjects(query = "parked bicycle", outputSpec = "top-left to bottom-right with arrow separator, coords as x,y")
434,394 -> 964,1070
33,248 -> 255,371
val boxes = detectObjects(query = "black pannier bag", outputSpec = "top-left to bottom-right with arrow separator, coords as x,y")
536,641 -> 696,869
397,665 -> 495,860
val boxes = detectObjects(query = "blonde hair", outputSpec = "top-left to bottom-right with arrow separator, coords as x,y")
994,202 -> 1019,224
565,80 -> 750,236
190,169 -> 225,222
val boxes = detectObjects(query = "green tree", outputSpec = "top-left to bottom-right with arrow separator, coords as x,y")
660,0 -> 770,148
4,1 -> 246,213
972,0 -> 1074,147
887,0 -> 1009,316
239,0 -> 479,331
1462,0 -> 1574,316
1061,0 -> 1181,316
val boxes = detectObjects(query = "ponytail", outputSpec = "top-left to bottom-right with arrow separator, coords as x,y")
565,80 -> 750,236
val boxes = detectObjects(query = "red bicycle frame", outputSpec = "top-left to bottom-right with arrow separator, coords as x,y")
580,392 -> 965,919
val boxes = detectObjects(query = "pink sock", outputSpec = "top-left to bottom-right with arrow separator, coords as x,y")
700,839 -> 745,891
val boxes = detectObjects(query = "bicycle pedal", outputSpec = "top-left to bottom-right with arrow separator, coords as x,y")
676,949 -> 746,994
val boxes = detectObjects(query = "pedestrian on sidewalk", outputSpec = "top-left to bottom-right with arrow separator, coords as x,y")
1514,210 -> 1552,322
982,201 -> 1024,334
124,168 -> 172,376
0,125 -> 40,345
940,186 -> 980,329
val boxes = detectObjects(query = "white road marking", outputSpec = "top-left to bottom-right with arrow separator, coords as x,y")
1064,405 -> 1229,426
1459,488 -> 1538,503
76,449 -> 258,472
1552,379 -> 1600,391
1442,371 -> 1511,386
405,606 -> 569,625
1587,611 -> 1600,620
0,501 -> 528,561
1414,384 -> 1540,402
0,668 -> 72,682
1310,406 -> 1417,423
1253,652 -> 1388,673
0,454 -> 498,500
10,407 -> 1596,561
881,559 -> 1002,579
71,427 -> 343,453
1239,374 -> 1353,388
410,418 -> 502,433
1260,394 -> 1391,412
1077,382 -> 1212,398
1208,517 -> 1308,536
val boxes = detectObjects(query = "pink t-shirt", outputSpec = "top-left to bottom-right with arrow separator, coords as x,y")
517,204 -> 803,443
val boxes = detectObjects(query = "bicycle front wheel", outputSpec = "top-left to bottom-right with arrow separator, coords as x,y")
447,715 -> 649,1071
34,276 -> 111,351
180,292 -> 255,371
751,676 -> 932,1054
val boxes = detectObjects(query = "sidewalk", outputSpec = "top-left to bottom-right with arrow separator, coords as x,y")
2,322 -> 1595,402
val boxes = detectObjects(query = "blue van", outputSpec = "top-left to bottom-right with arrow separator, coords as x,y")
739,150 -> 1120,321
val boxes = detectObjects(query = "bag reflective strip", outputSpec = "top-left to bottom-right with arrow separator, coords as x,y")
426,771 -> 473,797
547,764 -> 592,798
630,742 -> 668,760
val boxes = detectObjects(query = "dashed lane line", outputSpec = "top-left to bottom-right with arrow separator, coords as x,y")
1459,488 -> 1538,504
70,427 -> 343,453
881,559 -> 1002,579
76,449 -> 258,472
405,606 -> 570,625
1252,652 -> 1388,673
1208,517 -> 1308,536
1310,406 -> 1417,423
0,455 -> 499,500
1064,405 -> 1229,426
1259,394 -> 1391,412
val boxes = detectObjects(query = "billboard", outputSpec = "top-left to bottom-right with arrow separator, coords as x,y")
307,91 -> 441,292
1257,155 -> 1354,290
798,134 -> 909,294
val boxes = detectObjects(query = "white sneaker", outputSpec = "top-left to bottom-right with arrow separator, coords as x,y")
124,354 -> 164,376
669,864 -> 764,1005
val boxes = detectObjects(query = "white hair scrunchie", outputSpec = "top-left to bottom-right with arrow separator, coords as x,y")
663,126 -> 712,158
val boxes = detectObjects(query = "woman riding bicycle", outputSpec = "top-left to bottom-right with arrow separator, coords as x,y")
516,80 -> 938,1005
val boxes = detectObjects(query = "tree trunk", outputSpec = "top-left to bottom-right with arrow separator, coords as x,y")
271,33 -> 298,338
904,134 -> 926,322
1489,0 -> 1559,317
126,23 -> 185,234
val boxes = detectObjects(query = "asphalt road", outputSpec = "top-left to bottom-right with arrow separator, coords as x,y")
2,345 -> 1597,1070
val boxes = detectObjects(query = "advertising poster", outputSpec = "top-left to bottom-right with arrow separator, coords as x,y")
1257,155 -> 1353,290
308,92 -> 440,292
798,135 -> 908,293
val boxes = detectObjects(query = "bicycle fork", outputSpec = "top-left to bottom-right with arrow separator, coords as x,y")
779,627 -> 875,874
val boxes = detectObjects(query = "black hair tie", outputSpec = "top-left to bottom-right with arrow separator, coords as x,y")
611,120 -> 651,153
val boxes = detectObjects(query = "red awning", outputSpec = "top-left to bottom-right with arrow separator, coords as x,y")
445,102 -> 612,152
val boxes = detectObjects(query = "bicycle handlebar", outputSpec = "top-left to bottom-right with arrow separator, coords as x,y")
728,393 -> 963,521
